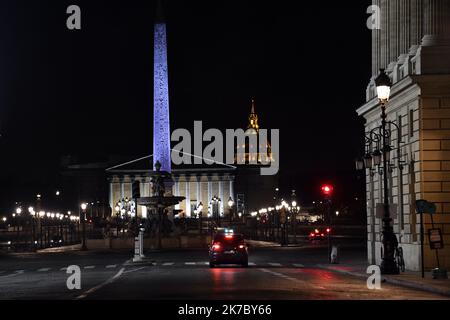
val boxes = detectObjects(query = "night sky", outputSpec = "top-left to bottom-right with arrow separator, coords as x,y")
0,0 -> 371,210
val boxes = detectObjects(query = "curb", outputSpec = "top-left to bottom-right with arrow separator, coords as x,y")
317,264 -> 450,298
123,258 -> 156,267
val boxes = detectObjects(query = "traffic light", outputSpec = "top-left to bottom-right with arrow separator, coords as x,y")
321,184 -> 333,197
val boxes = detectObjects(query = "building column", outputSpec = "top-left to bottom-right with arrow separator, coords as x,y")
219,180 -> 224,216
207,177 -> 212,216
388,0 -> 399,67
196,179 -> 201,206
372,0 -> 382,75
422,0 -> 446,45
399,0 -> 410,56
229,179 -> 234,202
109,180 -> 114,210
120,179 -> 125,200
185,177 -> 191,217
380,0 -> 390,68
409,0 -> 422,53
174,176 -> 180,210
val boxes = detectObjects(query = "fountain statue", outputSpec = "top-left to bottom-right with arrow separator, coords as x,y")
137,161 -> 185,250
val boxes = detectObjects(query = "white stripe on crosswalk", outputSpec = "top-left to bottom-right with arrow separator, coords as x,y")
268,263 -> 282,267
162,262 -> 174,266
248,262 -> 256,266
37,268 -> 51,272
84,266 -> 95,269
106,265 -> 117,269
185,262 -> 196,265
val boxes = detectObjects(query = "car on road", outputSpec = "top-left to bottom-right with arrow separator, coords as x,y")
209,233 -> 248,268
50,236 -> 64,247
308,228 -> 326,241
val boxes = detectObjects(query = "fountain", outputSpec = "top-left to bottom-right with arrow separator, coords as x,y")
137,161 -> 185,250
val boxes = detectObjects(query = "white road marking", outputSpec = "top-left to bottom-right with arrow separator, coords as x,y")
106,265 -> 117,269
268,263 -> 282,267
162,262 -> 174,266
293,264 -> 305,268
75,267 -> 125,300
0,270 -> 24,279
259,268 -> 322,289
84,266 -> 95,269
248,262 -> 256,266
60,267 -> 68,271
37,268 -> 51,272
185,262 -> 196,265
123,267 -> 147,275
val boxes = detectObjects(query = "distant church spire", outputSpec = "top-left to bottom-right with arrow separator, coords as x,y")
247,98 -> 259,131
153,0 -> 171,172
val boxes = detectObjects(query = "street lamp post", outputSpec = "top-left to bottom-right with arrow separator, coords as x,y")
227,197 -> 234,223
197,202 -> 203,234
81,203 -> 88,251
291,201 -> 298,244
356,69 -> 400,274
376,69 -> 399,275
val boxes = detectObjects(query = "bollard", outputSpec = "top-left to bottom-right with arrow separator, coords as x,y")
330,245 -> 339,264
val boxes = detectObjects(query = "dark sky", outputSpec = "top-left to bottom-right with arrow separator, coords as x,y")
0,0 -> 371,209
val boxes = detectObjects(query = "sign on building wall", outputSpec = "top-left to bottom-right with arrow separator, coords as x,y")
429,229 -> 444,250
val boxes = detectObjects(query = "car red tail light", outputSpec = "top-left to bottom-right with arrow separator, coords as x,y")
238,244 -> 245,249
310,233 -> 315,237
321,234 -> 324,237
212,243 -> 221,251
225,235 -> 233,239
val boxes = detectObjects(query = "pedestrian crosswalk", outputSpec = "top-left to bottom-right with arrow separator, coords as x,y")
0,262 -> 305,276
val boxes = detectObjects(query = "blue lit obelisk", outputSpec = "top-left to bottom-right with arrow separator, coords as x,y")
153,0 -> 171,173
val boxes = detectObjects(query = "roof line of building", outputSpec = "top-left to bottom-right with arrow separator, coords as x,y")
105,150 -> 237,172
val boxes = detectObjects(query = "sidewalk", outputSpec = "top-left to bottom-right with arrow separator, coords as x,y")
318,262 -> 450,297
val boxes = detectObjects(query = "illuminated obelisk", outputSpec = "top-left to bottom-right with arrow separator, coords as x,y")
153,0 -> 171,173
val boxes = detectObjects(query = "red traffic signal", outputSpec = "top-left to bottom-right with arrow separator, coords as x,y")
321,184 -> 333,196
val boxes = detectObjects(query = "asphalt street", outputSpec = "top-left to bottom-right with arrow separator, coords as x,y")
0,245 -> 448,300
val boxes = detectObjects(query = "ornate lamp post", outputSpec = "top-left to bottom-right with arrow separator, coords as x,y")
80,203 -> 88,251
356,69 -> 403,274
375,69 -> 399,275
197,202 -> 204,234
227,197 -> 234,223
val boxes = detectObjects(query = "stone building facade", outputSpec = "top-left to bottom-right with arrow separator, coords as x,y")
357,0 -> 450,271
106,156 -> 236,219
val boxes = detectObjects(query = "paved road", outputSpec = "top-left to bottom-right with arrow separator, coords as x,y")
0,246 -> 447,300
